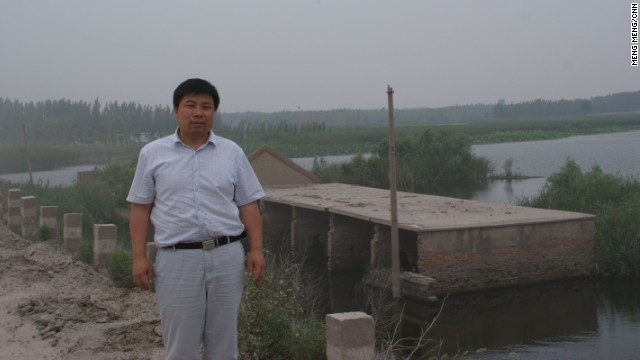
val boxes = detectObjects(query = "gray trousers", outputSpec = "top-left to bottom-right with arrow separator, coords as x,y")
154,241 -> 245,360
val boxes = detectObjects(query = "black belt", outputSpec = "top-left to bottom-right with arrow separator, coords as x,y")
169,231 -> 246,250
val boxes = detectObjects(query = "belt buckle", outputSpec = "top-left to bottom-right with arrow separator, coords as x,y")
202,239 -> 216,250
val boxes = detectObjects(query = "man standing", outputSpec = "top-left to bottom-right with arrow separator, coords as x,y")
127,78 -> 265,359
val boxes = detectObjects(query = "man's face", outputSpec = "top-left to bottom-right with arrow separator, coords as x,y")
174,93 -> 215,143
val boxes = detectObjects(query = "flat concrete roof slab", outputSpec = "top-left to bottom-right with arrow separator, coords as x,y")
264,183 -> 595,232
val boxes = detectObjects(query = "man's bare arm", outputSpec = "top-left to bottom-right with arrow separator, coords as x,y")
130,202 -> 154,290
239,201 -> 264,285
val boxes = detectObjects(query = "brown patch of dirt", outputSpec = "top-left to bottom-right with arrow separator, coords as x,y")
0,224 -> 164,360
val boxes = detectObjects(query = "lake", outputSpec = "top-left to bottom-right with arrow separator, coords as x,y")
467,130 -> 640,205
293,130 -> 640,205
4,130 -> 639,197
0,164 -> 101,187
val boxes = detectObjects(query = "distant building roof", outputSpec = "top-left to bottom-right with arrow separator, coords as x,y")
248,145 -> 319,188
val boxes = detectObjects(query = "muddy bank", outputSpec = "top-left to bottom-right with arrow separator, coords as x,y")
0,224 -> 164,359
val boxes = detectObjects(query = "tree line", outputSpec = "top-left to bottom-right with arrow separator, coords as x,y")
1,90 -> 639,146
494,90 -> 640,118
0,98 -> 176,145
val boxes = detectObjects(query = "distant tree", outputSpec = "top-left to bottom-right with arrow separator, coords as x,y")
502,158 -> 514,177
313,129 -> 491,191
494,99 -> 506,118
92,98 -> 101,121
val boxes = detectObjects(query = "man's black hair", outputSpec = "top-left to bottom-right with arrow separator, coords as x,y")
173,78 -> 220,110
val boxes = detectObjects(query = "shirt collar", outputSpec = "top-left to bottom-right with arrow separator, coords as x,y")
172,128 -> 217,148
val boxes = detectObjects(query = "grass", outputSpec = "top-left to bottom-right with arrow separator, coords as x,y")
238,251 -> 326,359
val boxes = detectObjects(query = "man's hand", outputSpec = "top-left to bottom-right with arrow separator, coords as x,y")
130,202 -> 153,290
132,257 -> 154,290
239,201 -> 265,285
246,251 -> 265,285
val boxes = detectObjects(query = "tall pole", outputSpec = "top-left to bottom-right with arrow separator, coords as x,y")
387,85 -> 401,298
21,121 -> 33,185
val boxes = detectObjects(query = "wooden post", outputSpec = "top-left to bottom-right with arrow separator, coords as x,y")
387,85 -> 401,298
21,122 -> 33,185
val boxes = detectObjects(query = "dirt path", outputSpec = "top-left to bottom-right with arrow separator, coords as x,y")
0,224 -> 164,359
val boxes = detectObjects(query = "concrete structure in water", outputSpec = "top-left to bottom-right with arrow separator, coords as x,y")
261,183 -> 596,298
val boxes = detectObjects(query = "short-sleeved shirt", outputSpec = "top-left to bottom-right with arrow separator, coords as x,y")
126,129 -> 265,247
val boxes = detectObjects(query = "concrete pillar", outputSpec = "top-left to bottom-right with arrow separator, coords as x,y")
327,214 -> 374,272
260,201 -> 293,254
371,224 -> 392,268
326,312 -> 375,360
63,213 -> 83,254
39,206 -> 58,241
21,196 -> 37,238
94,224 -> 118,276
291,207 -> 329,261
7,189 -> 22,234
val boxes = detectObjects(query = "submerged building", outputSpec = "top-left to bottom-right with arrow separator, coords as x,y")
248,147 -> 596,300
260,183 -> 595,299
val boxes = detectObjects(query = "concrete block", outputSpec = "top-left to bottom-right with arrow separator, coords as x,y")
39,206 -> 58,241
94,224 -> 118,275
63,213 -> 83,254
7,189 -> 22,234
326,312 -> 375,360
21,196 -> 37,238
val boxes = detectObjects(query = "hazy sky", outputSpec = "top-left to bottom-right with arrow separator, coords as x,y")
0,1 -> 636,113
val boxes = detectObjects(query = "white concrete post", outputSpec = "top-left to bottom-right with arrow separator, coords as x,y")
39,206 -> 58,241
20,196 -> 37,238
326,312 -> 375,360
93,224 -> 118,276
63,213 -> 83,254
7,189 -> 22,234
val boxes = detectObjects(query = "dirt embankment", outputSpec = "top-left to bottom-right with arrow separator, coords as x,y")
0,224 -> 164,360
